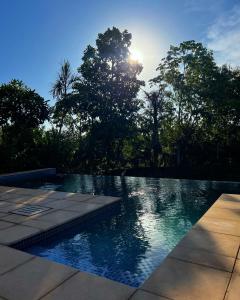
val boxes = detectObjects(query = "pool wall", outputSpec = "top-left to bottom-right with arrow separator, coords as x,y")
0,168 -> 56,184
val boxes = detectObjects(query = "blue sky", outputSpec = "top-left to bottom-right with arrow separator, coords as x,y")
1,0 -> 239,102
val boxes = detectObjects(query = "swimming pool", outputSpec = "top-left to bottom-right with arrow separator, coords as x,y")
18,175 -> 240,287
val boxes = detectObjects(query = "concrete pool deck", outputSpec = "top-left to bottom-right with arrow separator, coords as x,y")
0,186 -> 239,299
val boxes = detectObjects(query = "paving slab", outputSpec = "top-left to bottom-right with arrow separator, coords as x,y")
130,290 -> 168,300
178,228 -> 240,257
41,271 -> 135,300
64,201 -> 104,215
0,224 -> 41,245
0,193 -> 32,202
225,260 -> 240,300
219,194 -> 240,203
0,201 -> 13,208
205,207 -> 240,221
0,212 -> 9,218
65,193 -> 94,202
0,187 -> 18,195
0,201 -> 13,213
0,245 -> 33,274
213,199 -> 240,210
22,218 -> 57,230
195,216 -> 240,236
35,209 -> 81,225
21,196 -> 57,205
0,203 -> 24,213
10,188 -> 53,196
142,258 -> 231,300
0,257 -> 77,300
0,220 -> 16,230
46,199 -> 81,210
234,259 -> 240,273
90,195 -> 121,205
0,186 -> 16,192
8,195 -> 51,204
1,213 -> 34,224
169,245 -> 235,272
40,191 -> 76,199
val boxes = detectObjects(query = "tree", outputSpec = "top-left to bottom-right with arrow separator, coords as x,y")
51,60 -> 76,134
0,79 -> 49,171
152,41 -> 217,166
0,79 -> 49,128
74,27 -> 145,170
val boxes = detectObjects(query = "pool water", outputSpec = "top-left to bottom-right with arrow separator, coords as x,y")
19,175 -> 240,287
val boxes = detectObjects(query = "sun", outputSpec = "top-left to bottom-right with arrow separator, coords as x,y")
129,48 -> 143,63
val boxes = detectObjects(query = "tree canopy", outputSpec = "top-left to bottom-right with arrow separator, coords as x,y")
1,28 -> 240,180
0,79 -> 49,128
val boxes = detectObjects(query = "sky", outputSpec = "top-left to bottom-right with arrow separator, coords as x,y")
0,0 -> 239,103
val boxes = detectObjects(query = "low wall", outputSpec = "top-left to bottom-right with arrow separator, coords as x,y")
0,168 -> 56,184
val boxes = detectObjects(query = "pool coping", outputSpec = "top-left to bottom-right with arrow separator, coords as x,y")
0,184 -> 239,299
0,168 -> 56,184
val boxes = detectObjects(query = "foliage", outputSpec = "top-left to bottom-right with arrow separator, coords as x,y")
0,80 -> 49,172
1,30 -> 240,180
71,27 -> 145,171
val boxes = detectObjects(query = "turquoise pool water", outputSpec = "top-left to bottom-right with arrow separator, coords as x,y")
20,175 -> 240,287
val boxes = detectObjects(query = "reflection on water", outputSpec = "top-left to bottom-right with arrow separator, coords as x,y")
22,175 -> 240,287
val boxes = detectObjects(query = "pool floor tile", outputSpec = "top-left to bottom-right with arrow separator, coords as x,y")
41,271 -> 135,300
178,229 -> 240,258
169,245 -> 235,272
0,257 -> 77,300
142,258 -> 231,300
0,245 -> 33,275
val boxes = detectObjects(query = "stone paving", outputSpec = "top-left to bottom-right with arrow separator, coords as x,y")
0,186 -> 240,299
139,193 -> 240,300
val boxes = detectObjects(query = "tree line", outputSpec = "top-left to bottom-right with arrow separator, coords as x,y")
1,27 -> 240,180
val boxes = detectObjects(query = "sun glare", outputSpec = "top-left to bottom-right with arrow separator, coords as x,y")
129,48 -> 143,63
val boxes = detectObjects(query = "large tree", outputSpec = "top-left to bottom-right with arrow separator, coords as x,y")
0,79 -> 49,128
152,41 -> 218,166
74,27 -> 144,170
0,79 -> 49,171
